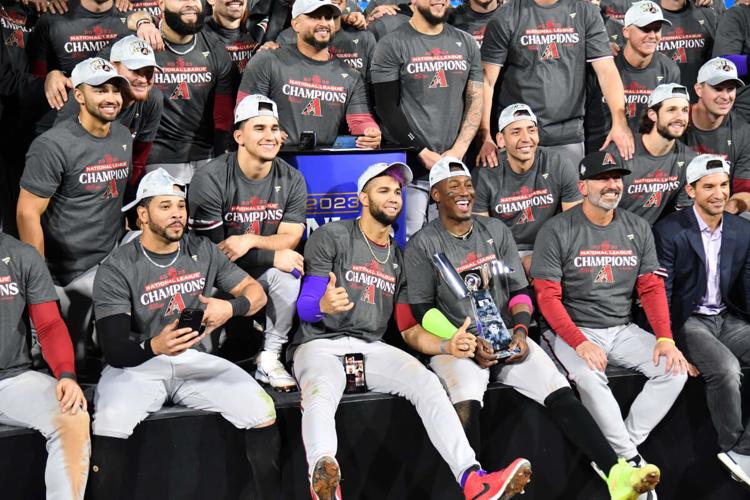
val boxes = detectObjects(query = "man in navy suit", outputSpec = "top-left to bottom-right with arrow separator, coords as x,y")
654,154 -> 750,487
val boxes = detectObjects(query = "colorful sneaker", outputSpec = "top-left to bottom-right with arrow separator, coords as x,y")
607,458 -> 660,500
463,458 -> 532,500
255,350 -> 297,392
310,456 -> 342,500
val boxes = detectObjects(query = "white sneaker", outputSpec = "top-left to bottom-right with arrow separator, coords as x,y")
255,351 -> 297,392
718,451 -> 750,487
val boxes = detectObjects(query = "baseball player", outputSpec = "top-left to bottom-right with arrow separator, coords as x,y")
405,156 -> 660,500
585,1 -> 681,153
531,150 -> 688,484
238,0 -> 381,149
686,58 -> 750,197
129,0 -> 237,184
472,104 -> 582,276
0,231 -> 90,500
478,0 -> 633,170
604,83 -> 695,225
371,0 -> 483,237
292,162 -> 532,500
275,0 -> 377,83
88,168 -> 280,500
49,35 -> 164,196
17,57 -> 132,370
189,95 -> 307,392
448,0 -> 501,47
657,0 -> 717,101
652,155 -> 750,487
713,1 -> 750,123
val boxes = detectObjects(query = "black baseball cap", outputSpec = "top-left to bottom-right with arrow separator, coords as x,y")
579,150 -> 631,180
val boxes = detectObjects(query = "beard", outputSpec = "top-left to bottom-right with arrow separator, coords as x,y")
164,7 -> 205,36
589,189 -> 622,210
302,32 -> 330,50
656,121 -> 685,141
370,204 -> 400,226
416,3 -> 448,26
148,219 -> 184,242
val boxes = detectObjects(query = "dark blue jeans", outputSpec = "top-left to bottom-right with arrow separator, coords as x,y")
679,312 -> 750,454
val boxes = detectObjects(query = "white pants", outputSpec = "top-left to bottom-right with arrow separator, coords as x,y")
405,178 -> 438,239
257,268 -> 301,354
92,349 -> 275,438
430,338 -> 569,406
293,337 -> 478,483
543,324 -> 687,458
0,371 -> 90,500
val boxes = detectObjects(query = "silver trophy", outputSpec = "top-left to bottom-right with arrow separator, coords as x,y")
431,253 -> 520,360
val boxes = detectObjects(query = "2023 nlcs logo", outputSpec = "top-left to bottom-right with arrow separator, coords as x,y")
305,192 -> 359,238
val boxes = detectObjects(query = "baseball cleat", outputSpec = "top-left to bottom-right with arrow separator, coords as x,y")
718,451 -> 750,487
255,350 -> 297,392
463,458 -> 532,500
607,458 -> 660,500
310,456 -> 342,500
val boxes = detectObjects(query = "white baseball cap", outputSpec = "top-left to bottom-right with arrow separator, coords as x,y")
110,35 -> 162,71
122,168 -> 186,212
71,57 -> 129,88
686,154 -> 731,184
624,1 -> 671,28
292,0 -> 341,18
429,157 -> 471,189
647,83 -> 690,108
235,94 -> 279,124
697,57 -> 745,87
497,103 -> 538,133
357,162 -> 413,192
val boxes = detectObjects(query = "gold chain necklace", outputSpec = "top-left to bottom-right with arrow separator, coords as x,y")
357,219 -> 391,265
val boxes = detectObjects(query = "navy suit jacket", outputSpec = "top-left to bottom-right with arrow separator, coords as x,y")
653,208 -> 750,333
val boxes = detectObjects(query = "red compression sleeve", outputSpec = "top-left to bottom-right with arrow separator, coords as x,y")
395,302 -> 417,332
346,113 -> 378,135
733,178 -> 750,194
130,141 -> 152,187
30,60 -> 47,77
214,94 -> 234,132
636,273 -> 673,340
534,279 -> 589,349
235,89 -> 249,107
28,301 -> 75,379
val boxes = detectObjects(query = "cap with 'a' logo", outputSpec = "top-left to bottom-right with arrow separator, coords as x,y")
579,150 -> 631,180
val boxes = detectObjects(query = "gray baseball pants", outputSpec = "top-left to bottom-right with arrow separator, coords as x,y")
256,268 -> 300,354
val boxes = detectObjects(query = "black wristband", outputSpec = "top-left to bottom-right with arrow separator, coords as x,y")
229,296 -> 251,317
512,310 -> 532,331
59,371 -> 77,381
143,338 -> 155,357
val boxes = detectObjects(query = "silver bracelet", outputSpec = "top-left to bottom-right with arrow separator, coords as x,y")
439,340 -> 449,354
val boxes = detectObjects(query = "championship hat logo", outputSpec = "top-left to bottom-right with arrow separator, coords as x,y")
715,59 -> 733,73
90,58 -> 114,73
128,39 -> 151,56
640,2 -> 659,14
602,152 -> 617,165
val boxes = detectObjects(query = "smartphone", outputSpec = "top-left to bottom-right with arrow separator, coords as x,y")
299,130 -> 317,150
177,308 -> 204,334
343,353 -> 367,394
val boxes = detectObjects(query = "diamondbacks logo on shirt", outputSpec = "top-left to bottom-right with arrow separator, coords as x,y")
140,269 -> 206,311
573,241 -> 638,282
283,76 -> 347,116
344,260 -> 396,300
79,154 -> 129,191
626,170 -> 680,207
494,186 -> 554,221
658,27 -> 705,64
101,179 -> 119,200
429,70 -> 448,88
64,25 -> 121,55
520,20 -> 580,61
0,275 -> 19,298
4,29 -> 23,48
405,48 -> 469,84
155,58 -> 213,99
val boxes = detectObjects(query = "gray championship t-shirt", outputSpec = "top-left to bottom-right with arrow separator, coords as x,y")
481,0 -> 611,145
530,204 -> 659,328
473,147 -> 582,250
585,51 -> 681,150
93,233 -> 248,344
0,232 -> 60,381
188,153 -> 308,276
658,3 -> 717,101
371,22 -> 482,153
448,3 -> 497,47
404,216 -> 527,332
21,118 -> 132,286
606,137 -> 694,224
684,112 -> 750,183
291,218 -> 407,351
204,18 -> 258,75
240,45 -> 370,147
368,5 -> 411,41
